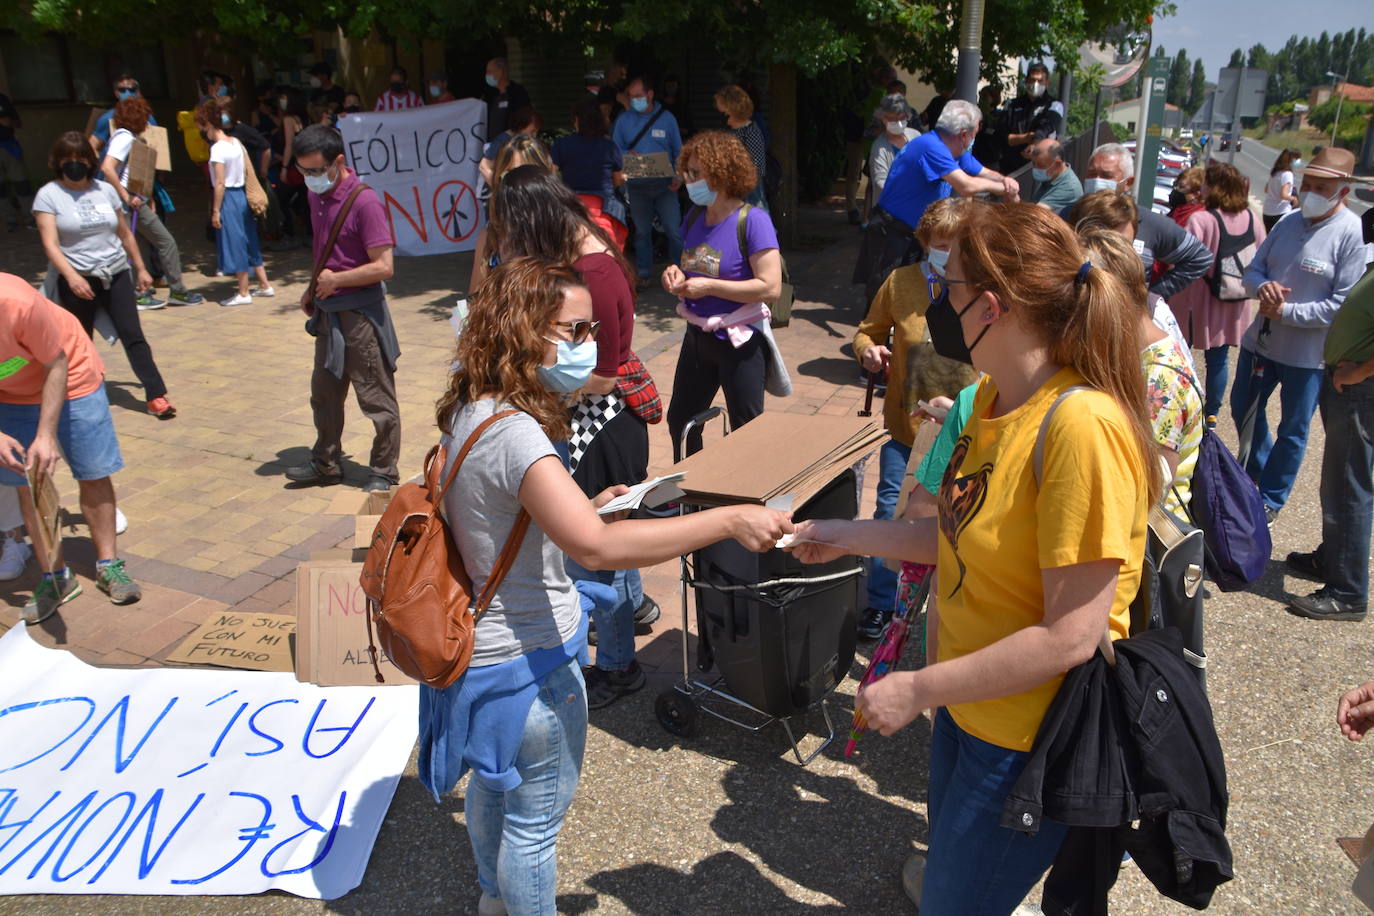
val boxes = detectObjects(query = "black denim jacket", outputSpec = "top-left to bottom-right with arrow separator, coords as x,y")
1002,627 -> 1233,913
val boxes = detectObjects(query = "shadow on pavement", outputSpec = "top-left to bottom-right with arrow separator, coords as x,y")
796,356 -> 862,387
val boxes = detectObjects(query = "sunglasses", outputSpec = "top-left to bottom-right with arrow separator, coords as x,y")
926,273 -> 972,302
552,319 -> 601,344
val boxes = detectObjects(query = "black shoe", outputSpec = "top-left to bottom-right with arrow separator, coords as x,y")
1287,588 -> 1367,622
1264,505 -> 1280,528
584,662 -> 647,709
847,208 -> 861,226
1284,550 -> 1324,581
857,606 -> 892,640
634,596 -> 661,626
284,461 -> 342,486
363,474 -> 394,493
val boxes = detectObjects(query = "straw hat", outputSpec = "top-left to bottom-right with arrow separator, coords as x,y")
1302,147 -> 1356,180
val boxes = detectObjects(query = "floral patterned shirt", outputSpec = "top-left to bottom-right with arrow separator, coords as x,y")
1142,336 -> 1204,517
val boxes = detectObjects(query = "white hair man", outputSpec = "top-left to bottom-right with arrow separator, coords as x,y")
860,99 -> 1018,304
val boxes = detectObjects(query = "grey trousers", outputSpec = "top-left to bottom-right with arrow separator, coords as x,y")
310,309 -> 401,482
134,202 -> 184,290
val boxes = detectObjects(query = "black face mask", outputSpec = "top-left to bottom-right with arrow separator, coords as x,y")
60,160 -> 90,182
1167,188 -> 1187,209
925,287 -> 990,366
343,104 -> 361,113
390,81 -> 406,93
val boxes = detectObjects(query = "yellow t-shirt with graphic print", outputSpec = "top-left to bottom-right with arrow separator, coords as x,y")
936,367 -> 1148,752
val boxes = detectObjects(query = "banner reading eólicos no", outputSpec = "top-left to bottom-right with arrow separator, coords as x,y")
338,99 -> 487,256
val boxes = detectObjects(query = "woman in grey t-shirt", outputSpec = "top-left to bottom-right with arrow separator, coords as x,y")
424,257 -> 791,916
32,131 -> 176,418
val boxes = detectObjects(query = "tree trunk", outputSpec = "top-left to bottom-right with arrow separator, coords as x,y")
768,62 -> 798,247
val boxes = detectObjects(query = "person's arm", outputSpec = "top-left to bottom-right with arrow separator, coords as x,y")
315,245 -> 393,299
1242,229 -> 1279,297
520,455 -> 792,569
786,516 -> 939,566
1338,680 -> 1374,741
612,169 -> 627,188
855,558 -> 1121,735
34,211 -> 95,300
854,279 -> 894,374
282,117 -> 298,166
1283,238 -> 1367,328
209,158 -> 226,229
469,227 -> 490,292
479,157 -> 495,185
114,209 -> 152,292
668,119 -> 683,191
1147,217 -> 1213,299
25,349 -> 68,477
944,167 -> 1016,200
99,154 -> 141,211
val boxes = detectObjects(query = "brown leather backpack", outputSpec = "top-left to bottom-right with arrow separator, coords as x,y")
359,410 -> 530,688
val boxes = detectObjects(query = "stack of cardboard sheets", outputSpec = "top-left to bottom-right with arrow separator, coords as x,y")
671,413 -> 886,509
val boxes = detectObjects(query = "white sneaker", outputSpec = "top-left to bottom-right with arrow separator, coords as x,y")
252,286 -> 276,297
220,293 -> 253,307
477,893 -> 506,916
0,537 -> 32,581
115,507 -> 128,535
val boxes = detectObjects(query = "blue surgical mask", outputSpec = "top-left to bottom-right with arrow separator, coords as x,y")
216,85 -> 228,97
686,179 -> 717,207
926,248 -> 950,276
1083,177 -> 1118,195
538,339 -> 599,393
631,96 -> 649,113
118,90 -> 136,101
485,74 -> 499,89
1031,167 -> 1050,182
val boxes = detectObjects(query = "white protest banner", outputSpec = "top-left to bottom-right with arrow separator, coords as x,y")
0,626 -> 417,899
337,99 -> 487,257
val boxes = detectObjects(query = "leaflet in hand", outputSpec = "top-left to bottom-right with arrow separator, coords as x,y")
597,473 -> 686,516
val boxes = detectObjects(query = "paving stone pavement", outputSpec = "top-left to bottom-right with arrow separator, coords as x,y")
0,181 -> 1370,914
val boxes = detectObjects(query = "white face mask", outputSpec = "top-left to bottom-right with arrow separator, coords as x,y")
305,168 -> 338,195
1084,177 -> 1118,195
1300,189 -> 1340,220
885,119 -> 908,136
926,247 -> 950,276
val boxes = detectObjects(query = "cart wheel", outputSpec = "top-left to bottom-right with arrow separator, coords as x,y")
655,689 -> 700,738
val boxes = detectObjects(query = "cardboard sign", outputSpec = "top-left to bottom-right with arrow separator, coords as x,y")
0,625 -> 418,898
125,139 -> 156,199
355,515 -> 381,549
623,151 -> 674,179
294,560 -> 416,687
142,124 -> 171,171
323,488 -> 394,516
166,611 -> 296,672
25,466 -> 61,572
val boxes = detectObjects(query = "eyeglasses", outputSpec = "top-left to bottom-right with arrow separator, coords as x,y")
551,319 -> 601,344
115,85 -> 137,94
298,164 -> 333,177
926,273 -> 972,302
682,167 -> 701,182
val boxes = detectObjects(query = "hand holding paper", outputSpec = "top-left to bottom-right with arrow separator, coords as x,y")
783,519 -> 852,564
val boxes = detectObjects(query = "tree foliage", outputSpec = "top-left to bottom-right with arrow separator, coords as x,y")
1307,97 -> 1372,144
1223,28 -> 1374,108
5,0 -> 1162,82
1166,48 -> 1190,108
1188,58 -> 1206,114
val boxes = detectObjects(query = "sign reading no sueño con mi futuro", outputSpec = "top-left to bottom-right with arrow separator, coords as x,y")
337,99 -> 487,257
0,626 -> 417,899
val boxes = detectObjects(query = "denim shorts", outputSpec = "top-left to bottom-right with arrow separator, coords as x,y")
0,385 -> 124,485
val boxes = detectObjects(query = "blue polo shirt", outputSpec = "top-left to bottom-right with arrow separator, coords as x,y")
876,130 -> 983,228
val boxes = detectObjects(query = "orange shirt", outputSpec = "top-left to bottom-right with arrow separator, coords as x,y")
0,273 -> 104,405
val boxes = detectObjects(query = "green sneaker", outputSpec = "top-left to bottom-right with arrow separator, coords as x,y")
96,558 -> 142,605
22,570 -> 83,625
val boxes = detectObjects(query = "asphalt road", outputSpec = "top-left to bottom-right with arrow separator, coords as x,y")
1223,140 -> 1371,218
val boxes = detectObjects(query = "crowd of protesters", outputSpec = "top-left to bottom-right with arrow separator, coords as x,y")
0,51 -> 1372,916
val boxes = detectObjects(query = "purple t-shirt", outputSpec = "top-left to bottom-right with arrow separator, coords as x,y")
309,170 -> 395,297
679,205 -> 779,319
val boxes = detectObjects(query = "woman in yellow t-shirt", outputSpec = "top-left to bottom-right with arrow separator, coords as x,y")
789,203 -> 1158,914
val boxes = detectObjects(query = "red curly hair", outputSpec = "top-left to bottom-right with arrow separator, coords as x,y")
677,130 -> 756,201
113,96 -> 152,135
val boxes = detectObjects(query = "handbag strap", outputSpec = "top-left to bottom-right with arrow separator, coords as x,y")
307,182 -> 367,302
433,407 -> 532,619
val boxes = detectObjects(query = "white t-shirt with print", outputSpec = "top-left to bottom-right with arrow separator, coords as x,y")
209,139 -> 246,188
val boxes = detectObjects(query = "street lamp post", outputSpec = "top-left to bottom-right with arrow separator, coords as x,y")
1325,70 -> 1347,147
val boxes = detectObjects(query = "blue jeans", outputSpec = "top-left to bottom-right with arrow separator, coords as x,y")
466,658 -> 586,916
920,708 -> 1068,915
1229,348 -> 1323,511
626,177 -> 682,278
1315,369 -> 1374,605
866,438 -> 911,611
1203,345 -> 1230,418
565,559 -> 642,671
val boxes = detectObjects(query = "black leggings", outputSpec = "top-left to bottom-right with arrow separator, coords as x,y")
275,182 -> 308,237
57,270 -> 167,400
666,325 -> 766,461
